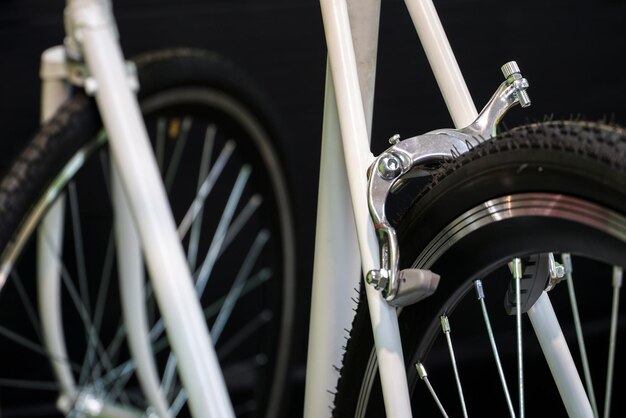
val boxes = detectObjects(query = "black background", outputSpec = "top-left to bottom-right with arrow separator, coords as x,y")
1,0 -> 625,415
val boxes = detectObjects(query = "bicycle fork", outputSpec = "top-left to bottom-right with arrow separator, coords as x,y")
36,1 -> 236,416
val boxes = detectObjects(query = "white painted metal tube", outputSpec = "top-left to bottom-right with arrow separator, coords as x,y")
70,3 -> 234,416
38,45 -> 75,404
37,198 -> 76,402
320,0 -> 412,416
112,164 -> 171,418
40,46 -> 70,122
404,0 -> 478,127
304,67 -> 363,418
527,292 -> 594,418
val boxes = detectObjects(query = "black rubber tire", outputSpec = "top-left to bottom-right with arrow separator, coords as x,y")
0,48 -> 296,417
333,121 -> 626,417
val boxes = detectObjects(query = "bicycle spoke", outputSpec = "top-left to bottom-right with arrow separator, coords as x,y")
150,158 -> 250,341
170,388 -> 187,416
106,362 -> 137,406
151,268 -> 273,355
416,363 -> 449,418
80,233 -> 115,387
0,378 -> 59,391
510,257 -> 524,418
164,116 -> 192,192
604,266 -> 622,418
105,321 -> 127,365
162,209 -> 273,405
41,229 -> 119,388
44,225 -> 111,378
10,270 -> 42,340
68,182 -> 90,317
219,194 -> 262,256
474,280 -> 516,418
155,117 -> 167,174
440,315 -> 468,418
97,357 -> 135,388
177,139 -> 236,239
561,253 -> 599,418
211,230 -> 270,343
67,182 -> 105,387
161,354 -> 179,404
0,325 -> 80,373
90,321 -> 127,394
195,164 -> 251,297
217,309 -> 272,358
56,259 -> 114,383
187,123 -> 216,271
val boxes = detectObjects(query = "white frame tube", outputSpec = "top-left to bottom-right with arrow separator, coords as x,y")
66,1 -> 234,416
38,45 -> 76,403
304,66 -> 363,417
528,292 -> 594,418
38,197 -> 75,400
404,0 -> 477,127
112,164 -> 171,418
312,0 -> 412,416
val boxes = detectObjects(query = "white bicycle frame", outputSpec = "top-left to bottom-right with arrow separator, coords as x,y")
34,0 -> 594,417
305,0 -> 477,416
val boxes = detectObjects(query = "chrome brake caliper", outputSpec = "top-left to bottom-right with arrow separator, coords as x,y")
366,61 -> 531,307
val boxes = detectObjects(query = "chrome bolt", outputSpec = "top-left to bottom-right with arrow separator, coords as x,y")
501,61 -> 531,108
388,134 -> 401,145
366,269 -> 388,290
501,61 -> 521,79
516,89 -> 531,108
548,253 -> 566,279
377,153 -> 402,180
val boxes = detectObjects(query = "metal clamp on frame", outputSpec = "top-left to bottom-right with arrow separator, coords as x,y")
63,0 -> 138,94
366,61 -> 531,307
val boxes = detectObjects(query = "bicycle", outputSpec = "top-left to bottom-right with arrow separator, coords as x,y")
0,0 -> 625,417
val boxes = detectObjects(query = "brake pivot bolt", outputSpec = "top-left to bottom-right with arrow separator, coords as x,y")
377,153 -> 402,180
366,269 -> 388,290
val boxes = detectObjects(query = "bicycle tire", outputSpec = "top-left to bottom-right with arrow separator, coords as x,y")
333,120 -> 626,417
0,48 -> 296,417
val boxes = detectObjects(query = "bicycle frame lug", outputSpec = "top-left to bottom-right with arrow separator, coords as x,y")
66,59 -> 139,94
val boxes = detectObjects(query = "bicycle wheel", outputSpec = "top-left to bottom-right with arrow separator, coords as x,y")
0,48 -> 295,417
333,121 -> 626,417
